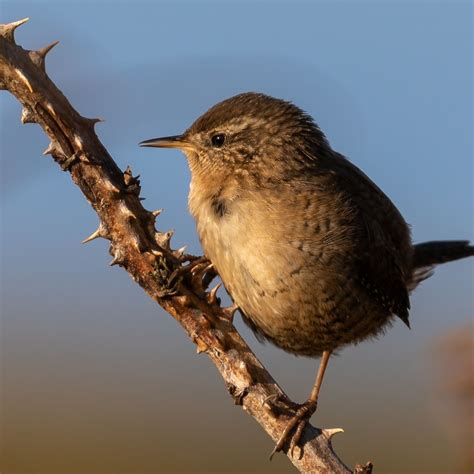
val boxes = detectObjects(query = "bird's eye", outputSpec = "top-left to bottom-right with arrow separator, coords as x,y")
211,133 -> 226,147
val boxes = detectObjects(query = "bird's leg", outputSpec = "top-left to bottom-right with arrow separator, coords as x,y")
271,350 -> 332,459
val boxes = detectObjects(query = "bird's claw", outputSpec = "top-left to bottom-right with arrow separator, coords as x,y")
186,258 -> 217,294
270,399 -> 317,460
152,255 -> 214,297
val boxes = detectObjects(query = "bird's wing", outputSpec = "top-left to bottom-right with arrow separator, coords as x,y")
304,151 -> 413,326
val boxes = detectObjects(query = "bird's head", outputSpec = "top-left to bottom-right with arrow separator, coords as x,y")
140,92 -> 330,182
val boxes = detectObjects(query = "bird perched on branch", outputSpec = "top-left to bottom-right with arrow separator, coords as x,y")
140,92 -> 474,456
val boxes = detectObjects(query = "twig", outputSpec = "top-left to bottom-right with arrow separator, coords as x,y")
0,18 -> 372,473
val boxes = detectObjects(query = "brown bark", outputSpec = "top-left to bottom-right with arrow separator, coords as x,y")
0,18 -> 372,473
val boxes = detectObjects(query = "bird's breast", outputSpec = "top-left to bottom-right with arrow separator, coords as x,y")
189,185 -> 291,322
187,179 -> 395,356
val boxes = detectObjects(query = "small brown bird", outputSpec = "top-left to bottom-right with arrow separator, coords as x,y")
140,92 -> 473,455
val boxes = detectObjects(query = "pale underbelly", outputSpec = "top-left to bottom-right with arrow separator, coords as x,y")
200,222 -> 392,356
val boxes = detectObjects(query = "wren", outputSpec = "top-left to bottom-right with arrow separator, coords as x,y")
140,92 -> 474,456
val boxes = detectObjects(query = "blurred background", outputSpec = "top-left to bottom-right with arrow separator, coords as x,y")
1,1 -> 472,472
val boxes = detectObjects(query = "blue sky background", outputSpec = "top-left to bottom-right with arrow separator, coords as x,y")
1,1 -> 473,472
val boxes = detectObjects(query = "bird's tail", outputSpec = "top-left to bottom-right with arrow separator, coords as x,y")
409,240 -> 474,291
413,240 -> 474,267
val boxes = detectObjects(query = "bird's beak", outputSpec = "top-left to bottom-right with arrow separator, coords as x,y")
139,134 -> 190,150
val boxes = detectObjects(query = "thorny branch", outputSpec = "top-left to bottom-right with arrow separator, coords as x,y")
0,19 -> 372,473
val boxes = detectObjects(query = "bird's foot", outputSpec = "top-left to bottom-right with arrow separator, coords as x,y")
179,257 -> 214,290
180,257 -> 215,292
152,255 -> 213,297
270,399 -> 318,460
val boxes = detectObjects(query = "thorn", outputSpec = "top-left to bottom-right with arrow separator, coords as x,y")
123,165 -> 133,178
21,107 -> 35,124
37,40 -> 59,58
123,165 -> 141,194
82,229 -> 101,244
0,18 -> 29,42
82,224 -> 107,244
196,338 -> 209,354
42,142 -> 56,156
174,245 -> 187,259
109,255 -> 121,266
322,427 -> 345,440
83,117 -> 105,127
42,142 -> 66,162
155,230 -> 173,249
208,282 -> 222,304
222,303 -> 239,322
151,209 -> 163,218
28,41 -> 59,70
